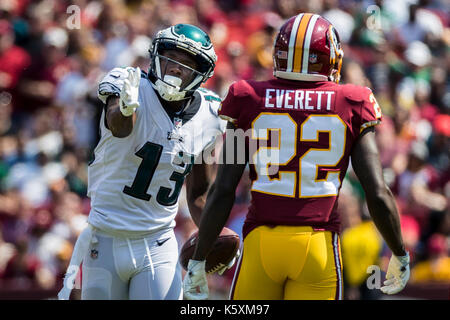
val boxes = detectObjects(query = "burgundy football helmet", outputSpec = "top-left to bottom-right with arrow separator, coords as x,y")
273,13 -> 344,83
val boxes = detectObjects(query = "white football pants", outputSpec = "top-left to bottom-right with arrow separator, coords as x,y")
80,227 -> 183,300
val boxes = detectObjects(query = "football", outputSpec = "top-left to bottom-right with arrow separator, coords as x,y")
179,227 -> 240,273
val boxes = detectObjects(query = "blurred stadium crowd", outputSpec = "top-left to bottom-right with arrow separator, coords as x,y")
0,0 -> 448,300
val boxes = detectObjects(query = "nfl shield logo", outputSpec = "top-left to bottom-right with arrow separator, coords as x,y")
309,53 -> 318,63
90,249 -> 98,259
173,117 -> 182,130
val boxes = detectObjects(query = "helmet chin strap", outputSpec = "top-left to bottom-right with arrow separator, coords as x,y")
152,74 -> 205,101
154,75 -> 187,101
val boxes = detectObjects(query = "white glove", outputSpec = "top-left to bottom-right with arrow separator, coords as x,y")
183,260 -> 209,300
119,67 -> 141,117
380,252 -> 410,295
211,249 -> 240,275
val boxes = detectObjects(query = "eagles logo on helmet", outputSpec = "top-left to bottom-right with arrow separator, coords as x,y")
148,24 -> 217,101
272,13 -> 344,83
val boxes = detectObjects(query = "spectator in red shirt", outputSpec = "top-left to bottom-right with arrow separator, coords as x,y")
395,141 -> 447,227
17,27 -> 71,115
0,19 -> 31,107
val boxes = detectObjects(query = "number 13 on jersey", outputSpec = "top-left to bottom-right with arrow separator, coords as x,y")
251,113 -> 347,198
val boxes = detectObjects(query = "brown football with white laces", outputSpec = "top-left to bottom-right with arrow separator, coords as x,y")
179,227 -> 240,273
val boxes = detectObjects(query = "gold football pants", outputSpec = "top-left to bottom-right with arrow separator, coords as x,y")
230,225 -> 343,300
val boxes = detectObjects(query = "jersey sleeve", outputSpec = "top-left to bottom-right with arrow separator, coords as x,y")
97,67 -> 134,104
359,87 -> 382,133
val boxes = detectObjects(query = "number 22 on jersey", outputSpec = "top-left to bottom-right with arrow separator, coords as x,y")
251,113 -> 346,198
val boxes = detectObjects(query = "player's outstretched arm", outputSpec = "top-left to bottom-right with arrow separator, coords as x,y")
193,123 -> 247,261
105,67 -> 140,138
351,127 -> 410,294
185,162 -> 213,227
184,122 -> 245,299
351,127 -> 406,256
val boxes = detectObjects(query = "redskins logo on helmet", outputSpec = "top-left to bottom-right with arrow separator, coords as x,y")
273,13 -> 344,83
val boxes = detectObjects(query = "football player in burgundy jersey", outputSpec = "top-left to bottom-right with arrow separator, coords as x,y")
183,13 -> 410,300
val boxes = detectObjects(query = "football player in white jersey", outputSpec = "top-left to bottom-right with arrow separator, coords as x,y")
58,24 -> 227,300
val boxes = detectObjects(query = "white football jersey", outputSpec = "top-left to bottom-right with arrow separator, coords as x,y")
88,67 -> 226,234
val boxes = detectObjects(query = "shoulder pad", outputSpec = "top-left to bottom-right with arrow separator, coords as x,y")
98,67 -> 137,104
197,87 -> 222,115
198,87 -> 221,102
231,80 -> 256,98
342,84 -> 372,103
107,67 -> 131,79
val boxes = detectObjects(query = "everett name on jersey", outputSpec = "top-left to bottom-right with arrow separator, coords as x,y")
89,67 -> 226,234
219,78 -> 382,238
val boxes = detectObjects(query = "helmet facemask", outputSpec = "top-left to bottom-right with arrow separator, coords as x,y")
327,26 -> 344,84
151,47 -> 206,101
148,25 -> 216,101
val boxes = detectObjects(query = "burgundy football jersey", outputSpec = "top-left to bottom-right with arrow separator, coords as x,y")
219,77 -> 382,238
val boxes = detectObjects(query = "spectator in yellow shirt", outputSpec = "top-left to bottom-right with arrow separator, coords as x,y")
411,233 -> 450,283
340,195 -> 384,300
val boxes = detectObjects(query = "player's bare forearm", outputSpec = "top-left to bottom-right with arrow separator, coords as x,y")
192,179 -> 238,260
366,185 -> 406,256
186,163 -> 212,227
186,194 -> 206,227
105,96 -> 136,138
351,128 -> 406,257
193,126 -> 246,261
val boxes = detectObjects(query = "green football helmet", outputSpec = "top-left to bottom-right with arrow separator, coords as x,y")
148,24 -> 217,101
